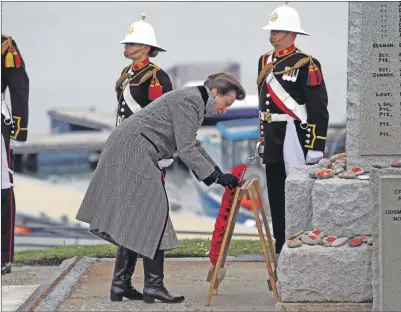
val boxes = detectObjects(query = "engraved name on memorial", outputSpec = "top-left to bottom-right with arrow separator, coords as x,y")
378,176 -> 401,312
359,2 -> 401,155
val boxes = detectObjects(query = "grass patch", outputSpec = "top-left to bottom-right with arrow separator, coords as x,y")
15,238 -> 273,266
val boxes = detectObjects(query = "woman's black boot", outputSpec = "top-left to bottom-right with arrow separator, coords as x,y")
110,246 -> 143,301
142,249 -> 185,303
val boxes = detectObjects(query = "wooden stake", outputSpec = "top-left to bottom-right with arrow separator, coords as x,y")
248,181 -> 279,302
205,179 -> 279,306
254,180 -> 277,269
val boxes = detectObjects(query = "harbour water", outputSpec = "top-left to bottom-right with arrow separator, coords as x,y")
38,168 -> 210,218
14,167 -> 266,251
33,164 -> 266,227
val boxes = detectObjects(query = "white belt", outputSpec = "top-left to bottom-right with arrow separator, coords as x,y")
290,104 -> 308,126
259,104 -> 308,126
259,111 -> 289,123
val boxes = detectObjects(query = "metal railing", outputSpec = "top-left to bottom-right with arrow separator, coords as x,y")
15,225 -> 259,250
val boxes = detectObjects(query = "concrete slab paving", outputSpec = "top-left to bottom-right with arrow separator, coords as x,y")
1,265 -> 58,286
59,260 -> 276,311
1,285 -> 39,312
1,265 -> 58,311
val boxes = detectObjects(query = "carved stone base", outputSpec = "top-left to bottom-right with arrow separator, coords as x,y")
275,302 -> 372,312
277,244 -> 372,303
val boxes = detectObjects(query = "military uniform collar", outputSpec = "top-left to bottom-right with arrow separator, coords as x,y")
132,57 -> 150,71
274,43 -> 296,58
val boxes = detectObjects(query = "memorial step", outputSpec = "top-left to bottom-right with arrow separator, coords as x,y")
285,167 -> 372,239
276,244 -> 372,303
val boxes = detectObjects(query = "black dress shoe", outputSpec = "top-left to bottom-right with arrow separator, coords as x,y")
143,250 -> 185,304
1,262 -> 11,275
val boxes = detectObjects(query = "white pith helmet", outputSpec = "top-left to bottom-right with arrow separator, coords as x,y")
119,13 -> 166,52
262,2 -> 311,36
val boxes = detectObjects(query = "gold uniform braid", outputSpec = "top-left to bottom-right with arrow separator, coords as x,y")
130,68 -> 156,87
256,53 -> 272,86
1,36 -> 12,55
273,55 -> 311,75
115,65 -> 159,91
256,52 -> 312,86
115,65 -> 132,91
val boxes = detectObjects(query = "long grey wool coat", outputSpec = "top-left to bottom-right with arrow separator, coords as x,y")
76,86 -> 219,259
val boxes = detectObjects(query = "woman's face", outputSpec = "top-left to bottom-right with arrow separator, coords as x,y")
124,43 -> 150,61
212,90 -> 237,114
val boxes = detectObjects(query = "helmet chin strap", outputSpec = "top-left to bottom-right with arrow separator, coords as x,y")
270,32 -> 293,50
126,47 -> 147,62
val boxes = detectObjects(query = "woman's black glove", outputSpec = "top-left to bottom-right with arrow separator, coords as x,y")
216,173 -> 239,189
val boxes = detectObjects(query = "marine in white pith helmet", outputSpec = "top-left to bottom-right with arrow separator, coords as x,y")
120,13 -> 166,59
114,12 -> 172,124
256,2 -> 329,257
262,1 -> 311,36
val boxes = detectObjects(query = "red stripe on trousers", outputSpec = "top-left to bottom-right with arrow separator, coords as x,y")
7,146 -> 14,262
266,83 -> 299,120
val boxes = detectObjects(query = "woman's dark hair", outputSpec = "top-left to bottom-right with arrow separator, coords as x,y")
148,47 -> 159,58
203,73 -> 246,100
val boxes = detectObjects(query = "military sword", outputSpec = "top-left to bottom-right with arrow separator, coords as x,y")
247,141 -> 264,163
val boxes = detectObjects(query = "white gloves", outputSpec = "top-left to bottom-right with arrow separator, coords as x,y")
158,158 -> 174,169
10,139 -> 25,150
306,150 -> 323,164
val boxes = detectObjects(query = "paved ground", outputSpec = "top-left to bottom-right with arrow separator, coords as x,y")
59,259 -> 276,311
2,285 -> 40,312
1,266 -> 57,312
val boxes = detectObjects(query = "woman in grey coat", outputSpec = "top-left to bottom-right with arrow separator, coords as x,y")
76,72 -> 246,304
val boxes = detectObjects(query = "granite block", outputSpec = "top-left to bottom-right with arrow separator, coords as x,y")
276,244 -> 372,303
285,166 -> 314,238
312,176 -> 372,236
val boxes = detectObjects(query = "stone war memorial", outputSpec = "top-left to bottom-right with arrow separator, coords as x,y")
275,2 -> 401,312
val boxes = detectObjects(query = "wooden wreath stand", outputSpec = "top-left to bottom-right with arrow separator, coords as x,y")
205,179 -> 279,306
